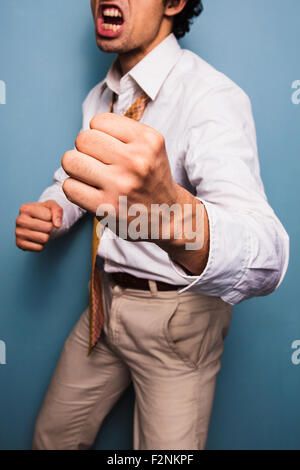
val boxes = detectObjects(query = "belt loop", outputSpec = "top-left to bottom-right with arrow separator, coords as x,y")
113,283 -> 123,296
148,280 -> 158,296
109,273 -> 123,296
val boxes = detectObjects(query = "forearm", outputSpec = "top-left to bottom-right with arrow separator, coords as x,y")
166,198 -> 289,305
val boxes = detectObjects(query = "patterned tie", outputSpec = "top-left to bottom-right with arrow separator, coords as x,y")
88,90 -> 151,355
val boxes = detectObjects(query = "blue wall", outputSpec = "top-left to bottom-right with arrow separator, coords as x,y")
0,0 -> 299,450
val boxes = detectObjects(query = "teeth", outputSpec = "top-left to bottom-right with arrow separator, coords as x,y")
103,23 -> 122,31
103,7 -> 122,18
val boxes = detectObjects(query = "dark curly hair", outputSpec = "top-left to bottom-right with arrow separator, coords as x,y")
164,0 -> 204,39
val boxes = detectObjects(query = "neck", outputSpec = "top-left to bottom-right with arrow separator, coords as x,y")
117,27 -> 172,76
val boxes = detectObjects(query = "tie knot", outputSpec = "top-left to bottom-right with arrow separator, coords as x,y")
110,91 -> 150,121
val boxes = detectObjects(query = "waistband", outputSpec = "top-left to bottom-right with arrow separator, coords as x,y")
111,272 -> 186,292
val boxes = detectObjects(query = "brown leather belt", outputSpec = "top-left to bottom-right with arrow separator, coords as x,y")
111,272 -> 185,291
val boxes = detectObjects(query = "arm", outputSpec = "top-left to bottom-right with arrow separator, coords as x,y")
59,82 -> 289,306
16,155 -> 87,252
15,86 -> 98,250
167,84 -> 289,304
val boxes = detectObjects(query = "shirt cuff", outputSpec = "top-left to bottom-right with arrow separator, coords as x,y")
167,198 -> 251,303
168,198 -> 214,294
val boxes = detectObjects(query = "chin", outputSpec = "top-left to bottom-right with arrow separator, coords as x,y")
95,34 -> 131,53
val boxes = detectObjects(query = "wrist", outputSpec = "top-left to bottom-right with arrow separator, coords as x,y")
153,184 -> 210,275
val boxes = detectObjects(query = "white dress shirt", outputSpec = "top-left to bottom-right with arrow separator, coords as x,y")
39,33 -> 289,305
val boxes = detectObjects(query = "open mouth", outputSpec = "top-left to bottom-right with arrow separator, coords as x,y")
97,4 -> 125,37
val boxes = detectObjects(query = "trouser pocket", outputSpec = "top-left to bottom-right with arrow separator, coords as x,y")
162,293 -> 232,370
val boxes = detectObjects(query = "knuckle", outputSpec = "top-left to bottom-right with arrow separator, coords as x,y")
62,178 -> 74,201
45,222 -> 53,233
41,233 -> 50,243
75,133 -> 83,150
16,215 -> 22,227
118,179 -> 132,195
118,174 -> 142,194
56,208 -> 63,219
20,203 -> 30,214
143,127 -> 158,144
153,132 -> 165,151
50,201 -> 63,215
75,130 -> 90,151
135,157 -> 152,179
62,179 -> 70,196
16,239 -> 26,251
90,112 -> 110,130
149,130 -> 164,153
90,114 -> 101,130
61,150 -> 74,172
40,205 -> 51,219
18,214 -> 26,226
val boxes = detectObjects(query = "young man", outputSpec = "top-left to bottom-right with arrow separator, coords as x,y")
15,0 -> 289,450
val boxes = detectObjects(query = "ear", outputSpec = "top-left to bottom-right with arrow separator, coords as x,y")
164,0 -> 188,17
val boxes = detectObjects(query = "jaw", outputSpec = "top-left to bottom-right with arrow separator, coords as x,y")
93,0 -> 168,61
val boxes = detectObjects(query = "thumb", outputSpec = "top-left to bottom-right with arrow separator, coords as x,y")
43,200 -> 63,228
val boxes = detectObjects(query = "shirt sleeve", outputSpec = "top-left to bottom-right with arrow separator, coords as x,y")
169,83 -> 289,305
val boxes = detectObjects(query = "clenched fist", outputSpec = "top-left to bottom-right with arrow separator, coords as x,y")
15,200 -> 63,252
60,112 -> 209,276
61,112 -> 178,238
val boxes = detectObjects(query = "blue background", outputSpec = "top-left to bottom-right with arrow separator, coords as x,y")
0,0 -> 299,450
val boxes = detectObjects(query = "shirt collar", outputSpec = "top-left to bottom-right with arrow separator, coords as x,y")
102,33 -> 182,101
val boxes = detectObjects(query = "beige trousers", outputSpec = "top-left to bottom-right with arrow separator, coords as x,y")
32,272 -> 232,450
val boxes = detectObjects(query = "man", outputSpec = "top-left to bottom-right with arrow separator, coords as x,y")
15,0 -> 289,450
